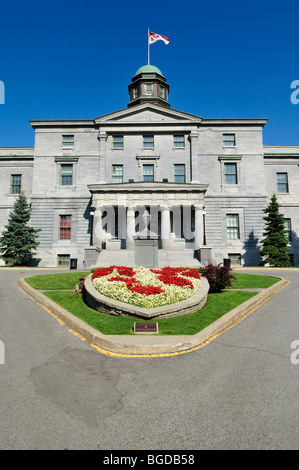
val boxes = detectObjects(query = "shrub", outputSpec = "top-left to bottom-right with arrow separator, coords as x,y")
199,262 -> 235,293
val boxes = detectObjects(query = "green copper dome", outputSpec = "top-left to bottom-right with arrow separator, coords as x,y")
135,65 -> 163,76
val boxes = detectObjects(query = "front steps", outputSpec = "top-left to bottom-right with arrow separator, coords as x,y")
92,249 -> 200,268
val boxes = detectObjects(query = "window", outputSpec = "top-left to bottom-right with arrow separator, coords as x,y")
145,84 -> 153,95
57,254 -> 70,267
223,134 -> 236,147
143,135 -> 154,149
59,215 -> 71,239
277,172 -> 289,193
62,135 -> 74,149
226,214 -> 240,239
112,135 -> 124,149
160,86 -> 165,98
11,174 -> 22,194
133,87 -> 139,99
60,164 -> 73,185
173,135 -> 185,148
224,162 -> 238,184
112,165 -> 123,183
284,218 -> 292,242
174,164 -> 186,183
228,253 -> 241,266
143,164 -> 154,182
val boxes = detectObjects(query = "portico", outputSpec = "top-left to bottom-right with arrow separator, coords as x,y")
87,181 -> 208,265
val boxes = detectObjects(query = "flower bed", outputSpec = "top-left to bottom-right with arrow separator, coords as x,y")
91,266 -> 201,308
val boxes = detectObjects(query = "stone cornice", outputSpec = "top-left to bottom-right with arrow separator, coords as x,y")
29,120 -> 95,129
0,154 -> 34,160
201,118 -> 268,127
88,181 -> 209,193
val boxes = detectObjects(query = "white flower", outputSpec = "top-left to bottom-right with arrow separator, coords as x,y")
92,266 -> 201,308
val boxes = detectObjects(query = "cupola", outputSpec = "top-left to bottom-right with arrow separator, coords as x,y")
128,65 -> 170,108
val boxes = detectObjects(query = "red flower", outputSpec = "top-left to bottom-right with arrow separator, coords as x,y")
92,265 -> 200,297
129,284 -> 165,296
92,267 -> 114,279
116,266 -> 134,277
107,276 -> 136,284
106,275 -> 165,296
179,269 -> 201,280
150,266 -> 200,289
158,274 -> 194,288
92,265 -> 135,280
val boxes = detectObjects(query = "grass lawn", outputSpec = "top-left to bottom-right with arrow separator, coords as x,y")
43,289 -> 257,335
228,272 -> 280,289
25,271 -> 280,291
25,272 -> 89,290
24,270 -> 280,335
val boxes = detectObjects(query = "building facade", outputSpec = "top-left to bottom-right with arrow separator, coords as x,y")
1,64 -> 299,267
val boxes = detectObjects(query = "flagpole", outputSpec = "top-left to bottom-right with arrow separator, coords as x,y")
148,28 -> 150,65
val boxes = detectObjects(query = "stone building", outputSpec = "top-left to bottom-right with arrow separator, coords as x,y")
0,64 -> 298,267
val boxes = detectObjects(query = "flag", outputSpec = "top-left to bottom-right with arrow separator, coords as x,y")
149,31 -> 170,45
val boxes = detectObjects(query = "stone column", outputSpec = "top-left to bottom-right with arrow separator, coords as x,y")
93,205 -> 103,248
160,205 -> 171,249
194,204 -> 204,249
126,206 -> 135,249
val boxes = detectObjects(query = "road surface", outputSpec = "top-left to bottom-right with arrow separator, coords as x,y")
0,268 -> 298,450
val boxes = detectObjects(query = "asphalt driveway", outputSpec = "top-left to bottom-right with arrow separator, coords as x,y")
0,267 -> 298,450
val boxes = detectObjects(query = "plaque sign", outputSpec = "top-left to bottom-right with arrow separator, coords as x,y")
134,322 -> 159,334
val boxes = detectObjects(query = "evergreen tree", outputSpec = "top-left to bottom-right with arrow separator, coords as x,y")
0,194 -> 40,266
260,194 -> 291,267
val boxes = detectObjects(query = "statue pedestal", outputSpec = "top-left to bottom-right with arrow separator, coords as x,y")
198,246 -> 212,265
133,209 -> 160,268
84,246 -> 102,267
133,233 -> 159,268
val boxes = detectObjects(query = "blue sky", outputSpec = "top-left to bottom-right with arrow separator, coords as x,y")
1,0 -> 299,147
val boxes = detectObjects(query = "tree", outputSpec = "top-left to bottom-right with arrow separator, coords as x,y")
0,194 -> 41,266
260,194 -> 291,267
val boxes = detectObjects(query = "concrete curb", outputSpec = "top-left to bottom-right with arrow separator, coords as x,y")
18,276 -> 290,357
